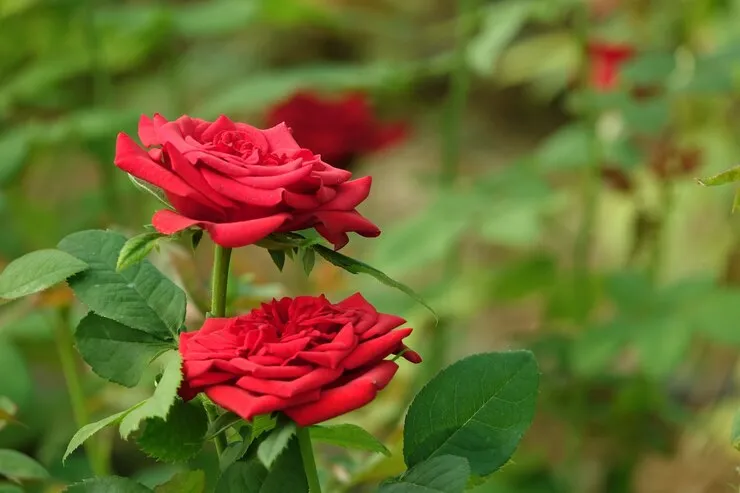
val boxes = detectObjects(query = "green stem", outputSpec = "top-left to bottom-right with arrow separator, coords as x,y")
207,244 -> 233,457
211,245 -> 232,318
648,181 -> 674,282
296,425 -> 322,493
55,308 -> 108,477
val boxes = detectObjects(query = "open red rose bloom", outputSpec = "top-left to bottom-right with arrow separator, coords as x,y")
266,91 -> 406,169
113,114 -> 380,249
179,294 -> 420,426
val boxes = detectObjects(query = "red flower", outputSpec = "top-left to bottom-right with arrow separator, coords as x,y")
588,42 -> 634,91
114,114 -> 380,250
179,294 -> 420,426
266,91 -> 407,169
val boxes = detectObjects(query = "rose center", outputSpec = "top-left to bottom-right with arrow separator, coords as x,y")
211,130 -> 285,166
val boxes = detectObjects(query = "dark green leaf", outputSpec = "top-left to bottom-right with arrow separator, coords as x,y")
259,437 -> 308,493
117,232 -> 167,272
257,422 -> 296,467
119,350 -> 183,439
190,230 -> 204,251
251,414 -> 278,439
268,250 -> 286,272
310,424 -> 390,456
137,400 -> 208,462
0,449 -> 48,481
205,412 -> 243,440
64,406 -> 141,462
301,248 -> 316,276
313,245 -> 436,319
379,455 -> 470,493
220,437 -> 253,472
66,477 -> 153,492
154,470 -> 205,493
536,123 -> 593,170
0,249 -> 88,300
403,351 -> 539,476
0,484 -> 23,493
216,459 -> 267,493
698,165 -> 740,187
75,313 -> 172,387
58,230 -> 186,339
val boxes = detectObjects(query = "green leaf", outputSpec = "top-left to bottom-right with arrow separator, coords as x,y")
379,455 -> 470,493
154,471 -> 205,493
0,129 -> 30,186
309,424 -> 390,456
216,459 -> 267,493
536,123 -> 593,170
313,245 -> 436,319
64,405 -> 143,462
622,52 -> 675,85
117,232 -> 167,272
58,230 -> 186,339
698,165 -> 740,187
75,313 -> 172,387
259,437 -> 308,493
403,351 -> 539,476
205,412 -> 243,440
257,422 -> 296,468
0,249 -> 88,300
467,0 -> 533,75
622,98 -> 670,134
66,477 -> 153,492
301,248 -> 316,276
119,350 -> 183,439
0,484 -> 23,493
0,449 -> 48,481
268,250 -> 286,272
128,175 -> 172,208
137,399 -> 208,462
251,414 -> 278,439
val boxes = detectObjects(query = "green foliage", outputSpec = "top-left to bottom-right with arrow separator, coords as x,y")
117,232 -> 167,272
468,0 -> 534,76
698,165 -> 740,187
257,422 -> 296,468
75,313 -> 172,387
403,351 -> 539,477
267,250 -> 286,272
64,407 -> 138,463
119,350 -> 183,439
66,477 -> 153,492
314,244 -> 436,318
379,456 -> 471,493
259,437 -> 308,493
216,460 -> 267,493
136,400 -> 208,463
58,230 -> 186,339
0,249 -> 87,300
153,471 -> 205,493
309,424 -> 390,456
0,449 -> 48,481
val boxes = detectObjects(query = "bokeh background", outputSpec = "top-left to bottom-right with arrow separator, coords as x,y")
4,0 -> 740,491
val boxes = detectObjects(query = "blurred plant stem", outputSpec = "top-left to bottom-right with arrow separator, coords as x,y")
428,0 -> 477,381
647,181 -> 674,282
297,425 -> 323,493
55,306 -> 109,477
571,5 -> 601,326
206,244 -> 233,457
82,0 -> 120,220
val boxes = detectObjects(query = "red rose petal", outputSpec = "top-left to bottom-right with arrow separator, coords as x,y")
342,328 -> 413,370
206,385 -> 321,422
283,361 -> 399,426
236,366 -> 342,399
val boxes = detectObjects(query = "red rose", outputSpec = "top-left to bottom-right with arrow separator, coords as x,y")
114,114 -> 380,249
588,42 -> 634,92
266,91 -> 407,170
179,293 -> 420,426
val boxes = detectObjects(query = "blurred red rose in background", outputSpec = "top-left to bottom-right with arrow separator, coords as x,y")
179,293 -> 420,426
266,91 -> 407,170
588,42 -> 634,91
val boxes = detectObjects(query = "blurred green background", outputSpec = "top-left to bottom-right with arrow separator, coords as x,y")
4,0 -> 740,491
